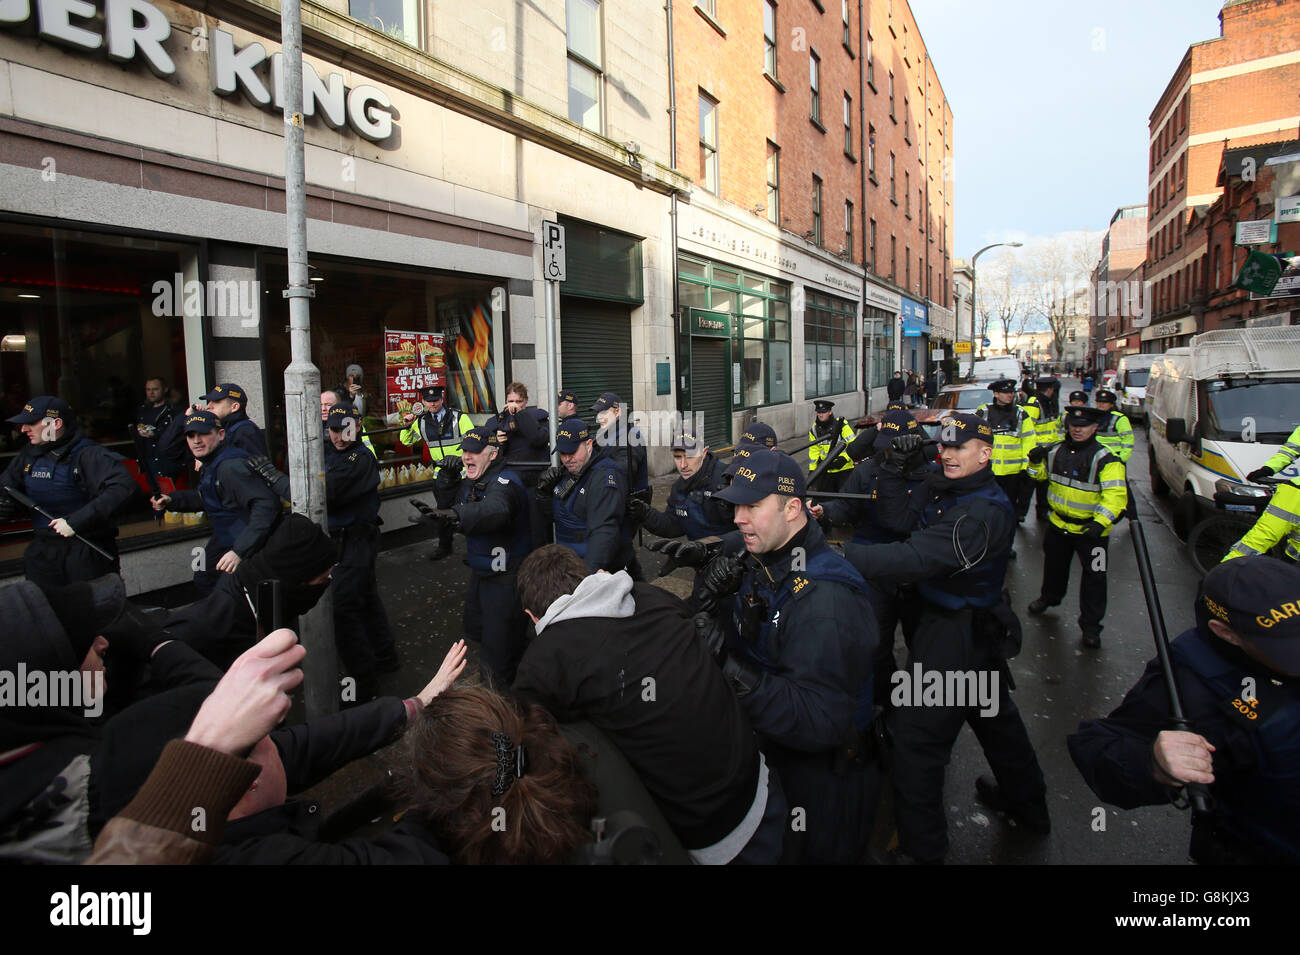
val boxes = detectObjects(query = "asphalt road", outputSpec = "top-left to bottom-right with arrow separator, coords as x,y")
366,381 -> 1208,865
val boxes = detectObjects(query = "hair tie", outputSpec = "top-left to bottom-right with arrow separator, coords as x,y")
491,732 -> 527,796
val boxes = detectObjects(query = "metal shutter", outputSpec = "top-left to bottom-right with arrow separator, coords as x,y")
689,338 -> 730,449
559,298 -> 634,422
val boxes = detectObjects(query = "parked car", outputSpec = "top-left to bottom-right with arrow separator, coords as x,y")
931,384 -> 995,411
1146,328 -> 1300,538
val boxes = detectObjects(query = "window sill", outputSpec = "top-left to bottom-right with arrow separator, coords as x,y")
867,79 -> 877,94
843,42 -> 855,59
810,117 -> 827,134
890,114 -> 897,124
868,173 -> 878,185
844,150 -> 857,163
811,0 -> 824,11
694,4 -> 727,37
891,197 -> 898,206
764,72 -> 785,94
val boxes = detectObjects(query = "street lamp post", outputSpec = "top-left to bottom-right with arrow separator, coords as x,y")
968,241 -> 1024,377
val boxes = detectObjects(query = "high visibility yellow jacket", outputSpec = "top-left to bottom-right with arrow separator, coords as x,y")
1223,478 -> 1300,563
1264,423 -> 1300,474
975,402 -> 1035,476
1094,410 -> 1134,464
1028,440 -> 1127,536
399,408 -> 473,462
808,417 -> 856,475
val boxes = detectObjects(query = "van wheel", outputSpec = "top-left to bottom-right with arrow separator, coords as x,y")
1172,491 -> 1198,541
1149,445 -> 1169,497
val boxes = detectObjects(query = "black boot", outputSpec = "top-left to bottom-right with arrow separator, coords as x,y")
975,775 -> 1050,835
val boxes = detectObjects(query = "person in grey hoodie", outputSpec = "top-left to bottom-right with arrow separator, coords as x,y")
512,544 -> 786,864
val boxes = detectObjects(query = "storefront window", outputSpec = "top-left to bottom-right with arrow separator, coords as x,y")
349,0 -> 420,47
261,255 -> 502,485
804,291 -> 857,398
676,253 -> 791,410
863,308 -> 895,392
0,220 -> 196,563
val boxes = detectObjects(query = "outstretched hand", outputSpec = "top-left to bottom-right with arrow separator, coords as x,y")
418,639 -> 468,706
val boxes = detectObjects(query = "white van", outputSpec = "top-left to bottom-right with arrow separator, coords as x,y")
969,355 -> 1022,384
1115,352 -> 1159,422
1146,326 -> 1300,537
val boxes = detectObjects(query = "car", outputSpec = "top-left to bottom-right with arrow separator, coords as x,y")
854,406 -> 949,444
931,384 -> 995,411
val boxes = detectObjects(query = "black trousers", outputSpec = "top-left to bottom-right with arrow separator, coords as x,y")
1034,480 -> 1049,519
845,541 -> 902,707
889,602 -> 1046,863
994,473 -> 1026,517
1039,524 -> 1109,634
332,523 -> 394,690
25,534 -> 119,589
464,571 -> 528,688
809,468 -> 849,494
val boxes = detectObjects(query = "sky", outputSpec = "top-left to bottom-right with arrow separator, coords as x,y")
910,0 -> 1229,265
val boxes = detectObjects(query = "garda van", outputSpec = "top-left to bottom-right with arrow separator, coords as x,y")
969,355 -> 1022,384
1115,352 -> 1159,422
1146,326 -> 1300,537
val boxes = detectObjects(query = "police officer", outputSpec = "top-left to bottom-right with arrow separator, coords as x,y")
151,410 -> 282,594
810,410 -> 931,705
738,421 -> 779,450
1027,404 -> 1127,648
807,399 -> 855,493
696,448 -> 880,864
1027,377 -> 1063,520
0,396 -> 137,587
1092,388 -> 1134,465
976,378 -> 1037,532
591,392 -> 647,493
132,377 -> 183,494
1066,390 -> 1089,407
1068,556 -> 1300,864
1223,473 -> 1300,563
400,384 -> 473,560
320,388 -> 375,456
537,417 -> 633,574
199,383 -> 268,456
490,382 -> 550,546
427,425 -> 533,686
323,403 -> 396,700
849,413 -> 1048,864
556,388 -> 579,422
1246,421 -> 1300,484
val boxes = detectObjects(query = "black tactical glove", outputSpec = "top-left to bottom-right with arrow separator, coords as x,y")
1027,445 -> 1048,465
1080,520 -> 1105,539
435,508 -> 461,533
693,612 -> 727,659
699,553 -> 747,605
1247,466 -> 1275,483
536,465 -> 565,497
438,455 -> 463,476
246,454 -> 287,490
627,496 -> 652,522
886,434 -> 924,472
645,537 -> 715,568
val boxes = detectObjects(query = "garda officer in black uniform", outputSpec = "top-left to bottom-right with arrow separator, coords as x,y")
850,412 -> 1048,864
132,377 -> 183,494
151,411 -> 281,594
695,449 -> 881,864
592,393 -> 648,577
536,416 -> 633,574
811,409 -> 932,705
199,383 -> 268,456
0,396 -> 137,587
1069,556 -> 1300,864
427,425 -> 533,686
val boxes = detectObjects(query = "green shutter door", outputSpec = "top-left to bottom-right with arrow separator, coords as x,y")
689,337 -> 730,449
559,298 -> 634,421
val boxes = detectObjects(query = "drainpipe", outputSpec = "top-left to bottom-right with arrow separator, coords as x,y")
666,0 -> 682,422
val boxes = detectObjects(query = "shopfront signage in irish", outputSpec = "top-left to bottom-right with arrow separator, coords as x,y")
0,0 -> 397,142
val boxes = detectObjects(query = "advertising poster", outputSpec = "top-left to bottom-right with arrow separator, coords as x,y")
384,329 -> 445,416
435,295 -> 497,413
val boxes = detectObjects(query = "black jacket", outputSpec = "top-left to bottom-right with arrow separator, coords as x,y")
167,447 -> 282,557
887,376 -> 906,400
0,427 -> 137,538
491,406 -> 550,470
133,401 -> 183,486
641,452 -> 732,540
218,409 -> 269,457
514,580 -> 761,850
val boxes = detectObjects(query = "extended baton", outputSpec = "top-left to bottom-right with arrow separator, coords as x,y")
1125,479 -> 1213,819
3,486 -> 116,561
805,435 -> 848,491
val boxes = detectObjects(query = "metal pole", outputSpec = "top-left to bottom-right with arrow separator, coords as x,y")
545,278 -> 559,452
280,0 -> 335,718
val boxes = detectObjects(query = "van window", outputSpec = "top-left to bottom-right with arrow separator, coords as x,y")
1200,378 -> 1300,443
1124,369 -> 1150,388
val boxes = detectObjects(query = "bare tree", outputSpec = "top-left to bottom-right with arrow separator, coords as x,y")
977,256 -> 1028,357
1022,233 -> 1102,362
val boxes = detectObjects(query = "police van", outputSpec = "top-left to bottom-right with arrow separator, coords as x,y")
1146,326 -> 1300,537
1115,352 -> 1159,422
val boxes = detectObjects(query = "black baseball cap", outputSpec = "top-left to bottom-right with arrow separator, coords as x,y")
990,378 -> 1017,393
671,430 -> 705,454
1199,556 -> 1300,675
554,416 -> 591,454
717,448 -> 806,505
1063,406 -> 1108,427
183,410 -> 221,434
935,413 -> 994,446
874,409 -> 920,452
884,401 -> 908,412
326,404 -> 359,432
591,392 -> 622,413
738,422 -> 778,449
7,396 -> 72,424
1095,389 -> 1118,404
459,425 -> 499,454
557,389 -> 578,406
1068,390 -> 1089,404
421,386 -> 445,402
201,383 -> 246,403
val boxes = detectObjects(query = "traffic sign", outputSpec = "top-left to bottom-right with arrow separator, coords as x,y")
981,338 -> 991,348
1099,347 -> 1109,356
954,341 -> 972,354
542,221 -> 566,282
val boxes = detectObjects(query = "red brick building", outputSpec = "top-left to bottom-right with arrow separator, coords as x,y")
1142,0 -> 1300,353
1090,205 -> 1148,370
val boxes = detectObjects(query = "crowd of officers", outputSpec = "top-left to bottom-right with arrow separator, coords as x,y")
2,366 -> 1297,866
